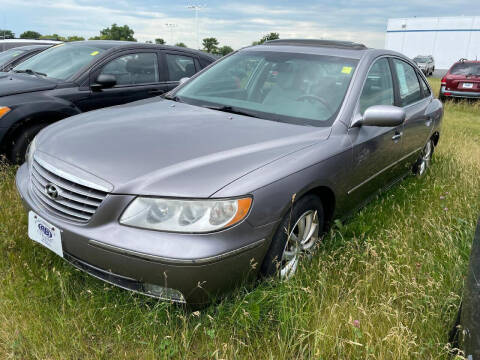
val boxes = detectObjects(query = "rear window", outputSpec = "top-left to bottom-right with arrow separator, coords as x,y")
450,62 -> 480,76
0,48 -> 27,66
414,57 -> 430,63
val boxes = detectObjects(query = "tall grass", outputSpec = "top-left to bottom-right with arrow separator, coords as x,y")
0,79 -> 479,359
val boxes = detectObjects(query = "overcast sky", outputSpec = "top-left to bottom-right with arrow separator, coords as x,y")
1,0 -> 479,49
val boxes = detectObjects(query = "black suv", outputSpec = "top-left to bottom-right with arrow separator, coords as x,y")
0,41 -> 215,162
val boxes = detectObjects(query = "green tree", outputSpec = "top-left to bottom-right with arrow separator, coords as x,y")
67,35 -> 85,42
40,34 -> 66,41
145,40 -> 153,44
218,45 -> 233,56
0,29 -> 15,39
20,30 -> 41,39
97,24 -> 136,41
155,38 -> 165,45
202,37 -> 219,54
175,42 -> 187,48
252,32 -> 280,45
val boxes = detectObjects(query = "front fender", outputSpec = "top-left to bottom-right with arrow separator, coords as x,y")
0,94 -> 81,145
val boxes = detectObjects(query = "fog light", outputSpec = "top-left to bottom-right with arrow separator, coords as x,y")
144,283 -> 186,303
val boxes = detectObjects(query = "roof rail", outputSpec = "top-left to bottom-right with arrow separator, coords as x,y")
263,39 -> 367,50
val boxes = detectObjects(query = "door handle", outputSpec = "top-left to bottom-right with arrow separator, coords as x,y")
148,89 -> 165,95
425,117 -> 432,127
392,132 -> 403,141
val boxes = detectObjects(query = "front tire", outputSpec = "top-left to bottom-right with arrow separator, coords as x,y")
261,195 -> 324,279
8,123 -> 46,164
414,139 -> 434,176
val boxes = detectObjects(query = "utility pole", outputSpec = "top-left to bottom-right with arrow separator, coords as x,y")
165,23 -> 178,45
187,4 -> 205,50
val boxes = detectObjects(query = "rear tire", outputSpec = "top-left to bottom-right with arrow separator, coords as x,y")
8,123 -> 46,164
261,194 -> 324,279
413,139 -> 434,176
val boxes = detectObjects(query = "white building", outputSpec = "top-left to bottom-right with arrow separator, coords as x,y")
385,16 -> 480,70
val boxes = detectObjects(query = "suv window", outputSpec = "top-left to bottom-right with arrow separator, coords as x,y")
393,59 -> 422,106
359,58 -> 394,114
100,53 -> 159,86
450,62 -> 480,76
166,54 -> 196,81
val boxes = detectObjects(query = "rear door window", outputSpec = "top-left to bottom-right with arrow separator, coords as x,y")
419,75 -> 431,98
166,54 -> 197,81
393,59 -> 422,106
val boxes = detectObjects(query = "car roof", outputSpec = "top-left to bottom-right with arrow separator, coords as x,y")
8,44 -> 51,51
454,59 -> 480,64
241,39 -> 406,61
0,39 -> 61,45
66,40 -> 216,60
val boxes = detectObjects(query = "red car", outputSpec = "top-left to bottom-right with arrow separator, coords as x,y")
440,59 -> 480,101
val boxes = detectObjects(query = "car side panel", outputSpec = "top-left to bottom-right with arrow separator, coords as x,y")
213,125 -> 354,227
0,91 -> 81,146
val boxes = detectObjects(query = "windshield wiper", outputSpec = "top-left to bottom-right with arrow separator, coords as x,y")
203,105 -> 261,119
163,94 -> 183,102
13,69 -> 47,78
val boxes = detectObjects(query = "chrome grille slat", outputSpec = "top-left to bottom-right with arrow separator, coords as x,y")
31,177 -> 96,214
32,162 -> 106,200
29,159 -> 108,223
31,171 -> 102,207
31,186 -> 91,221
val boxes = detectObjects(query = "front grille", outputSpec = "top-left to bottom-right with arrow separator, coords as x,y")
29,159 -> 108,223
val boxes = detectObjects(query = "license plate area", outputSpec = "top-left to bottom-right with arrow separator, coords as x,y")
462,83 -> 474,89
28,211 -> 63,257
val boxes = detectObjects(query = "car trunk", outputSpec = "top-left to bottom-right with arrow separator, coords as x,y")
445,75 -> 480,92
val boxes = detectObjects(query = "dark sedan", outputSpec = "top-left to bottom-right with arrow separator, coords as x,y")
0,41 -> 215,162
0,45 -> 51,72
16,39 -> 443,305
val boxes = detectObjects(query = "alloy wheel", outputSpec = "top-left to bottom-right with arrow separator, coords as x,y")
418,140 -> 433,176
280,210 -> 320,280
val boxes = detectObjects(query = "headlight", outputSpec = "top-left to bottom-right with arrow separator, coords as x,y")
25,136 -> 37,168
120,197 -> 252,233
0,106 -> 10,119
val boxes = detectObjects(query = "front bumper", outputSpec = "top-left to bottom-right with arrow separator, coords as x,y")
16,164 -> 273,304
440,87 -> 480,99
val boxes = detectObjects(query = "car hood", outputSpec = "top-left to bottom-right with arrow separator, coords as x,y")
35,99 -> 330,197
0,72 -> 57,96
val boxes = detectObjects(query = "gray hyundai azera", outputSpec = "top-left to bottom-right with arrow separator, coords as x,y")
16,39 -> 443,305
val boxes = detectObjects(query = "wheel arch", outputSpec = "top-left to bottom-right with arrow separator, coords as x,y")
302,185 -> 336,231
431,131 -> 440,146
1,111 -> 74,156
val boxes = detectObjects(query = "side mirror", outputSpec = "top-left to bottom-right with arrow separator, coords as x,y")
353,105 -> 406,127
179,77 -> 189,85
91,74 -> 117,91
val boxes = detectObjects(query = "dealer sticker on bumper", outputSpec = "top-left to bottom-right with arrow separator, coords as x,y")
28,211 -> 63,258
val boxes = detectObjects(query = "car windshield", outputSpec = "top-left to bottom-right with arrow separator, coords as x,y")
13,43 -> 105,80
0,48 -> 27,66
450,62 -> 480,76
174,50 -> 358,127
414,57 -> 429,62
